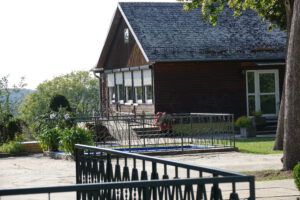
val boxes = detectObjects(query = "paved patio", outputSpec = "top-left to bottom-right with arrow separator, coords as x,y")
0,152 -> 299,199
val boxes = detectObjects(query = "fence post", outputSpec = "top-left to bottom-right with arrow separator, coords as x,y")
181,117 -> 184,152
232,114 -> 235,148
128,119 -> 131,152
210,116 -> 214,146
142,114 -> 146,147
249,176 -> 255,200
189,114 -> 193,144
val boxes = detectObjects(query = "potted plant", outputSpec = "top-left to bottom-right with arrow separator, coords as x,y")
235,116 -> 255,138
153,112 -> 173,132
251,110 -> 266,129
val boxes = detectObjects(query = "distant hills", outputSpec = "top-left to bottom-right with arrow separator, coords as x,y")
9,88 -> 36,101
0,88 -> 36,104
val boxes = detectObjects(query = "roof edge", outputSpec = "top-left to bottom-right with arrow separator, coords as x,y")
152,57 -> 286,63
117,3 -> 150,63
96,7 -> 119,69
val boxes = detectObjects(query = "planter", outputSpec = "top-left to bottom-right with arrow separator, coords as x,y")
253,116 -> 266,129
240,127 -> 256,138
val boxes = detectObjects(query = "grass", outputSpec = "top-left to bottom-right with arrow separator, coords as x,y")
235,137 -> 282,154
241,169 -> 293,181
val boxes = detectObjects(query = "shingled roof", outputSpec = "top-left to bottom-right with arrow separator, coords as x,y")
100,2 -> 286,64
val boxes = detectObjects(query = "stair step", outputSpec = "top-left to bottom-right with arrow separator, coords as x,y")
256,130 -> 276,134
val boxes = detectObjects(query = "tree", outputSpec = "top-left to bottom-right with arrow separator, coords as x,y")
182,0 -> 300,170
49,94 -> 71,112
19,71 -> 99,135
0,76 -> 26,143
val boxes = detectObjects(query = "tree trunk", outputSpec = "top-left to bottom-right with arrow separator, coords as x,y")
274,0 -> 293,151
282,0 -> 300,170
273,84 -> 285,150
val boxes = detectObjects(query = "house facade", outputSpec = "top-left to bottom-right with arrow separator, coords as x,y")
94,2 -> 286,118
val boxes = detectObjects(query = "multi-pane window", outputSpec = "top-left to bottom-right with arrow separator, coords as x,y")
107,69 -> 153,105
133,71 -> 143,103
124,71 -> 133,104
117,85 -> 125,103
107,73 -> 115,104
126,86 -> 133,103
115,72 -> 124,103
109,87 -> 115,104
145,85 -> 153,104
135,87 -> 143,104
143,69 -> 153,104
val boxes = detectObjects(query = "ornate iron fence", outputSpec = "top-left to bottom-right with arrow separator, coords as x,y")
0,144 -> 255,200
73,113 -> 235,152
74,144 -> 255,200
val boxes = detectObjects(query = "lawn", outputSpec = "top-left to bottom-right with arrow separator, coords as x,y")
235,137 -> 283,154
241,170 -> 293,181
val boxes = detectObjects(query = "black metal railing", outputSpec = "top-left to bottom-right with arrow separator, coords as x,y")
61,113 -> 235,152
0,144 -> 255,200
74,144 -> 254,200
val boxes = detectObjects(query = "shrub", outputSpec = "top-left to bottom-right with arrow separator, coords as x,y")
50,94 -> 71,112
251,110 -> 262,117
0,114 -> 23,143
59,127 -> 93,156
0,140 -> 24,154
294,162 -> 300,191
38,128 -> 60,151
235,116 -> 252,128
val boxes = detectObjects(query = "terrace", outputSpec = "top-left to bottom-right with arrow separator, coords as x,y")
0,144 -> 255,200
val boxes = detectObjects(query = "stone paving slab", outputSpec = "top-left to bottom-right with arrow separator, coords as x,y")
0,152 -> 299,199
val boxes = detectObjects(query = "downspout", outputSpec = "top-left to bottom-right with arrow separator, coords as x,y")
91,67 -> 104,116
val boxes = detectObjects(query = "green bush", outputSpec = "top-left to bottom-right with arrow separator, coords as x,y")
251,110 -> 262,117
50,94 -> 71,112
59,127 -> 93,156
235,116 -> 252,128
294,162 -> 300,191
0,140 -> 24,154
38,128 -> 60,151
0,114 -> 23,143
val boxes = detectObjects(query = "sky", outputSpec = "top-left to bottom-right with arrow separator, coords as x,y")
0,0 -> 175,89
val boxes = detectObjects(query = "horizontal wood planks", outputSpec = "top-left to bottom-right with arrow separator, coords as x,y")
153,61 -> 285,117
104,17 -> 148,69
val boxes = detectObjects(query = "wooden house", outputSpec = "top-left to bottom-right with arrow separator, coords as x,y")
93,2 -> 286,118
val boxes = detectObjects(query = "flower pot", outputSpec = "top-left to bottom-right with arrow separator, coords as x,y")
240,127 -> 256,138
253,116 -> 266,129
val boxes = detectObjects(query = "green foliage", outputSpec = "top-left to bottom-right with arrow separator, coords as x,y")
154,112 -> 173,124
294,162 -> 300,191
38,128 -> 60,151
252,110 -> 262,117
0,140 -> 24,154
59,127 -> 93,156
50,94 -> 71,112
0,114 -> 24,143
0,76 -> 27,143
235,116 -> 252,128
181,0 -> 286,30
19,71 -> 98,135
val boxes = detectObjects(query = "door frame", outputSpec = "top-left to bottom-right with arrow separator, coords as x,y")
246,69 -> 280,117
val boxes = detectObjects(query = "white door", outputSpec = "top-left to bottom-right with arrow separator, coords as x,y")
246,70 -> 280,117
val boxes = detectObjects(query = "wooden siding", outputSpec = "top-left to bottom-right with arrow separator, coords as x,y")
153,61 -> 285,118
104,17 -> 148,69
